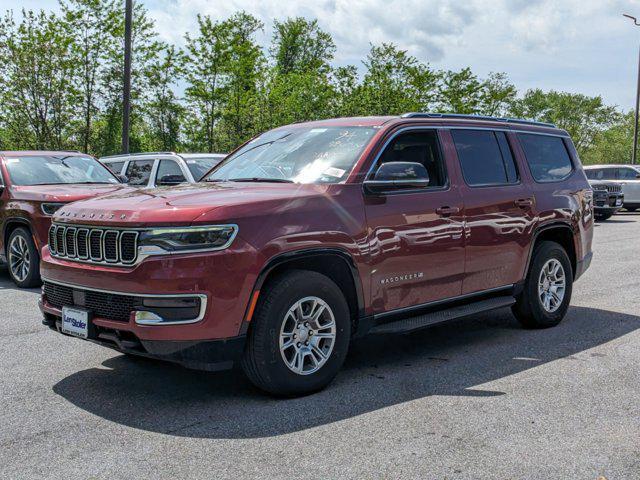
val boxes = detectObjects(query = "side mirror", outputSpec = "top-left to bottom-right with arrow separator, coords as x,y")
157,174 -> 186,186
364,162 -> 430,194
117,174 -> 129,183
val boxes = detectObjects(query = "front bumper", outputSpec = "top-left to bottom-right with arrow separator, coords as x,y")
41,299 -> 245,371
593,190 -> 624,214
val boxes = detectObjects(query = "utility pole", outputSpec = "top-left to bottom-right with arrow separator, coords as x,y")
122,0 -> 133,154
624,14 -> 640,165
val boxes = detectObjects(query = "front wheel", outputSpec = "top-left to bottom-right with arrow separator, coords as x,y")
241,270 -> 351,396
7,227 -> 41,288
512,241 -> 573,329
595,212 -> 613,221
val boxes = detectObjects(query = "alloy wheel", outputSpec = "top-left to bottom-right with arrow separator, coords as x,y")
9,235 -> 30,283
537,258 -> 566,313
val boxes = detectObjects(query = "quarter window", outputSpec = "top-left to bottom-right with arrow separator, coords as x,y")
451,130 -> 519,186
125,160 -> 154,186
518,133 -> 573,182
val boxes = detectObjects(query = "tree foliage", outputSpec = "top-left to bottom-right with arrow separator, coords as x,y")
0,2 -> 631,165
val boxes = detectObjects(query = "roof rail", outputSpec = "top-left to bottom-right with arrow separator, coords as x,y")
400,112 -> 557,128
100,151 -> 177,159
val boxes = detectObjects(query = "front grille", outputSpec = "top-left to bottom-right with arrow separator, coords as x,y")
43,282 -> 138,322
604,184 -> 622,193
49,224 -> 139,266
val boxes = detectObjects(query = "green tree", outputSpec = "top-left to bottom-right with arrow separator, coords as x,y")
0,9 -> 77,149
271,17 -> 335,75
582,111 -> 633,165
60,0 -> 119,153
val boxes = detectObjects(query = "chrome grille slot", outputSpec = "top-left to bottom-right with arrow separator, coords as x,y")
103,231 -> 119,262
76,229 -> 89,259
65,227 -> 77,257
49,223 -> 139,266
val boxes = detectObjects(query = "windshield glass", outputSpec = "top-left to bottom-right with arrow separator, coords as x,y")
186,157 -> 224,180
4,155 -> 120,186
205,126 -> 377,184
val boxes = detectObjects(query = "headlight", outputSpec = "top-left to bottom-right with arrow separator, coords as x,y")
41,203 -> 66,216
138,225 -> 238,253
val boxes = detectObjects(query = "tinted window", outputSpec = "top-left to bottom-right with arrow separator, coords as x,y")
377,130 -> 446,187
518,134 -> 573,182
107,161 -> 125,174
452,130 -> 518,186
4,155 -> 119,186
125,160 -> 154,186
585,168 -> 615,180
156,160 -> 186,183
618,167 -> 640,180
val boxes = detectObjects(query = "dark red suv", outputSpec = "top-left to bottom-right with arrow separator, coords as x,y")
39,114 -> 594,396
0,151 -> 123,287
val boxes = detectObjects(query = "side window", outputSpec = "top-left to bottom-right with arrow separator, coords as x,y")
585,169 -> 601,180
618,168 -> 640,180
518,133 -> 573,182
376,130 -> 447,188
107,161 -> 125,174
125,160 -> 154,186
156,160 -> 186,183
451,130 -> 519,186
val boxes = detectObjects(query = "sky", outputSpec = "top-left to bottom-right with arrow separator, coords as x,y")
2,0 -> 639,110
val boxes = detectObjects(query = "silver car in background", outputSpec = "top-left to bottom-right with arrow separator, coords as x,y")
584,164 -> 640,212
101,152 -> 226,188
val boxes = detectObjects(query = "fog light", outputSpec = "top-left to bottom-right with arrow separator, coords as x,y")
134,296 -> 205,325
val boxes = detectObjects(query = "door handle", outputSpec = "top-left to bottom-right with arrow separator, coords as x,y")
436,206 -> 460,216
514,197 -> 534,208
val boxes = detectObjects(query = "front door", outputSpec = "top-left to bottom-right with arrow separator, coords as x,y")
446,128 -> 535,294
364,129 -> 465,314
616,166 -> 640,205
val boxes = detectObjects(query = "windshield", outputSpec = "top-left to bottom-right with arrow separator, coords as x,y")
4,155 -> 120,186
186,157 -> 224,180
205,126 -> 377,184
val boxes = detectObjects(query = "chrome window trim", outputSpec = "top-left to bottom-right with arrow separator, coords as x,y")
42,277 -> 208,326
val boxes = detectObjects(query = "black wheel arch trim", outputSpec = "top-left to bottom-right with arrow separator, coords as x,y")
239,248 -> 366,336
524,221 -> 577,280
2,216 -> 34,254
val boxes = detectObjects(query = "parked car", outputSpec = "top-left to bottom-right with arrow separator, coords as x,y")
0,151 -> 123,287
40,113 -> 594,396
102,152 -> 226,187
584,164 -> 640,211
588,180 -> 624,221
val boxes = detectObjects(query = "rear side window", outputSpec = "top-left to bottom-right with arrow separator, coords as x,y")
518,134 -> 573,182
125,160 -> 154,186
156,160 -> 186,182
451,130 -> 519,186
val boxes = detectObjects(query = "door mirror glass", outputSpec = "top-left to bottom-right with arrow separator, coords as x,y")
157,174 -> 186,186
364,162 -> 430,193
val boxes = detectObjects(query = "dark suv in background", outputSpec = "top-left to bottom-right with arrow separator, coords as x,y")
588,179 -> 624,220
0,151 -> 122,287
40,113 -> 593,396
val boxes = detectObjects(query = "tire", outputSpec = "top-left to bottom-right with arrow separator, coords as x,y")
512,241 -> 572,329
595,212 -> 613,221
626,207 -> 637,212
6,227 -> 41,288
241,270 -> 351,396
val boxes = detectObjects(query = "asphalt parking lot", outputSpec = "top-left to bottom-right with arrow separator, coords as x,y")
1,214 -> 639,479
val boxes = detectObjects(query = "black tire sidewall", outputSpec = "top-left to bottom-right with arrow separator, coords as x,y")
7,227 -> 40,288
248,271 -> 351,395
524,242 -> 573,327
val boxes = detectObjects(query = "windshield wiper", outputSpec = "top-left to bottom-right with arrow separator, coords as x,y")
228,177 -> 294,183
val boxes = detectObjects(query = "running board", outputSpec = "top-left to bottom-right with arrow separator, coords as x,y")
369,295 -> 516,335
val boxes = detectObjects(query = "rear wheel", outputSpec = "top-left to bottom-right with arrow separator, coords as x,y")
626,207 -> 638,212
7,227 -> 41,288
241,270 -> 351,396
512,241 -> 572,329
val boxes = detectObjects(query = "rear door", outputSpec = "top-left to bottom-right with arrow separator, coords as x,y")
446,128 -> 535,294
616,166 -> 640,204
363,127 -> 466,314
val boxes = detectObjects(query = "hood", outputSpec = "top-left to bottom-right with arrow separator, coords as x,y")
10,183 -> 124,202
588,180 -> 620,187
54,182 -> 333,226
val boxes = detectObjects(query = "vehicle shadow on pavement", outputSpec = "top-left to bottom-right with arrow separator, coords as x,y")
52,305 -> 639,439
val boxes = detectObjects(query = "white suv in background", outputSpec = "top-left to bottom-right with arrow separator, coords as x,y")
584,164 -> 640,211
101,152 -> 226,188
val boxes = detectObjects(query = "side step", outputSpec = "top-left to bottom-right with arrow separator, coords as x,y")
369,295 -> 516,335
